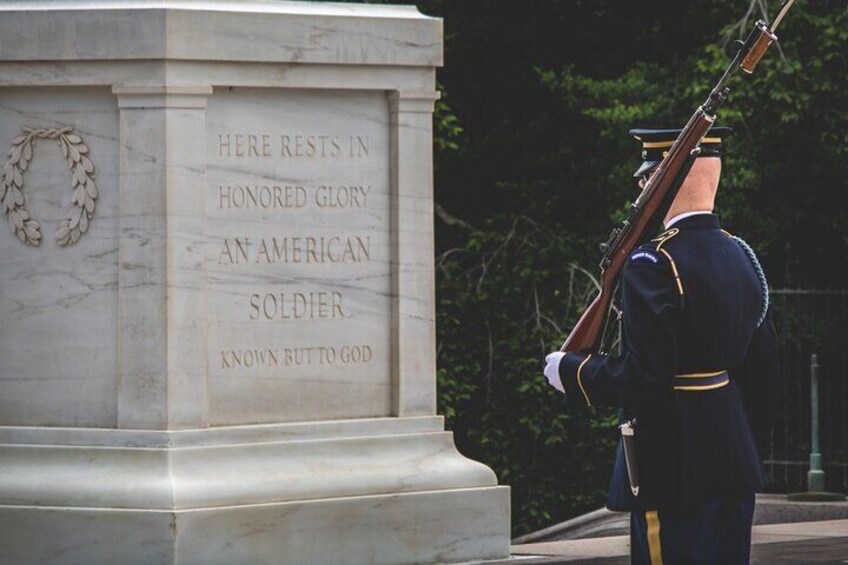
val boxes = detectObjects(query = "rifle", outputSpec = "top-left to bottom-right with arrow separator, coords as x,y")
560,0 -> 795,354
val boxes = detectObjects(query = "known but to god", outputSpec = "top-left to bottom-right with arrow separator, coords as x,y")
219,344 -> 374,370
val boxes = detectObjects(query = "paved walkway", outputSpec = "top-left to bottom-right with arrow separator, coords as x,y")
496,519 -> 848,564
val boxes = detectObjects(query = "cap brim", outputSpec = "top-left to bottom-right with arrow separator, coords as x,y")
633,160 -> 660,178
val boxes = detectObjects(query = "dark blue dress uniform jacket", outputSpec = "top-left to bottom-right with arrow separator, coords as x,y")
559,214 -> 779,512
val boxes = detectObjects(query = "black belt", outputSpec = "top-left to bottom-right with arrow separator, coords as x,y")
672,370 -> 730,391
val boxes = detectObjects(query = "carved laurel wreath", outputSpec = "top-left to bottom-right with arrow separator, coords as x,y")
1,126 -> 98,246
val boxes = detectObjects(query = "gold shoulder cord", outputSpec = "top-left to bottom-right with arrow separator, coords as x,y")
651,229 -> 684,299
652,227 -> 679,248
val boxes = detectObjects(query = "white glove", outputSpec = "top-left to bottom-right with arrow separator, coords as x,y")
544,351 -> 567,393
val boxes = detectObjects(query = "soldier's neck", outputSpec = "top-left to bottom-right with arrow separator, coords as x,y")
664,162 -> 719,227
664,178 -> 716,220
663,178 -> 718,226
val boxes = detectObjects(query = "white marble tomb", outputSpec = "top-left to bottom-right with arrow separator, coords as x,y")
0,2 -> 510,563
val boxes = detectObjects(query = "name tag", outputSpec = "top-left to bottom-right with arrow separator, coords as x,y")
630,251 -> 659,264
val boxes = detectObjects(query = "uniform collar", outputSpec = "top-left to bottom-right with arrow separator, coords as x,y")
665,210 -> 712,228
667,212 -> 721,230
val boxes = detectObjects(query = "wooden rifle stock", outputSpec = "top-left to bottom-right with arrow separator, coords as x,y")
561,279 -> 614,353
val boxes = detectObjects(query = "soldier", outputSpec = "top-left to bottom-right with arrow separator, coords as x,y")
543,127 -> 780,564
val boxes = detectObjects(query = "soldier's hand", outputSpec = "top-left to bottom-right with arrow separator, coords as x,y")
543,352 -> 566,393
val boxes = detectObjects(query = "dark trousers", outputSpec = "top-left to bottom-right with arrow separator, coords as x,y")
630,495 -> 755,564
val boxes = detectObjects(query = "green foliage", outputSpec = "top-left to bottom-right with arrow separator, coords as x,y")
435,212 -> 619,534
432,0 -> 848,537
434,83 -> 463,153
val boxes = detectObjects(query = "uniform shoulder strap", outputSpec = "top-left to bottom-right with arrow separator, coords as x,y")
651,227 -> 680,250
647,228 -> 685,305
725,231 -> 770,327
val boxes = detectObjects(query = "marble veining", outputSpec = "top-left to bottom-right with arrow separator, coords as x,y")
206,88 -> 393,425
0,2 -> 443,67
0,87 -> 119,428
0,3 -> 508,563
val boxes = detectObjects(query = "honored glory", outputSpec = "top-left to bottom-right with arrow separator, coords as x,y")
217,185 -> 370,210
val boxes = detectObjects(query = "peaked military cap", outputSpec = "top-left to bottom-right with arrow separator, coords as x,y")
630,126 -> 733,178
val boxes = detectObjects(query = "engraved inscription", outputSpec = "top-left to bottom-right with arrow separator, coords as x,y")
218,236 -> 371,265
314,185 -> 369,208
248,291 -> 346,320
218,185 -> 307,209
219,344 -> 373,370
218,133 -> 370,159
221,348 -> 279,369
216,185 -> 370,210
207,86 -> 391,424
206,90 -> 391,423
